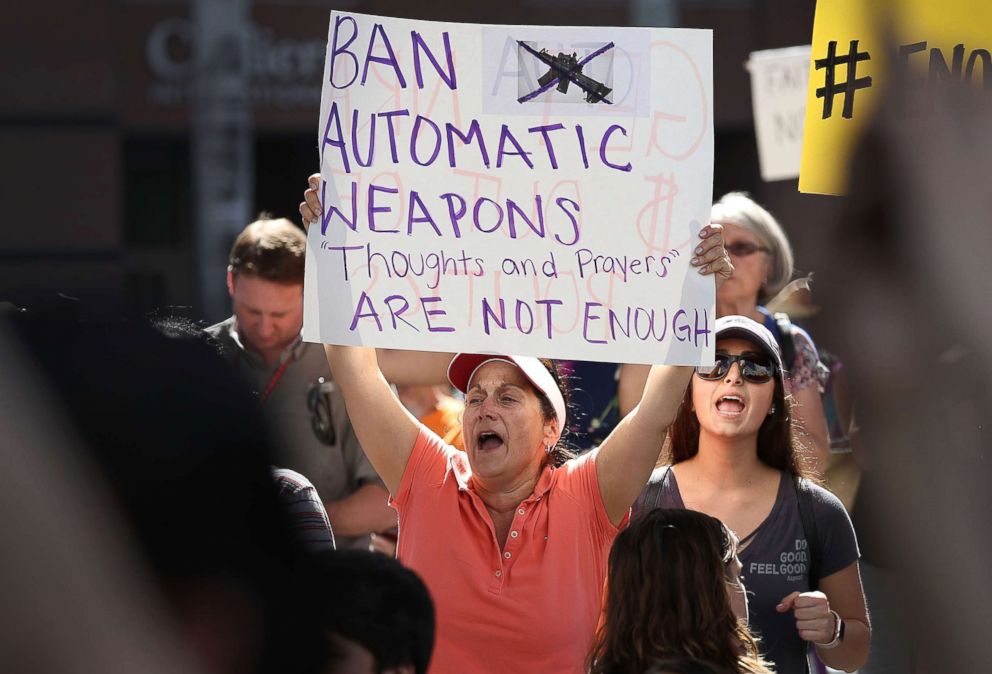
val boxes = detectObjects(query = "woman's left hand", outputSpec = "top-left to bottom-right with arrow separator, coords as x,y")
777,590 -> 836,645
691,223 -> 734,289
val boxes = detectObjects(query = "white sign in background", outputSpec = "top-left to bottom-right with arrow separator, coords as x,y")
304,12 -> 715,365
747,45 -> 811,182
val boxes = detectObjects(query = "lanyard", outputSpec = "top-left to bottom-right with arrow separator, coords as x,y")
259,357 -> 293,404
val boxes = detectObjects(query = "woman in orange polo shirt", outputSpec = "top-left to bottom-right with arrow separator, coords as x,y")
303,180 -> 734,674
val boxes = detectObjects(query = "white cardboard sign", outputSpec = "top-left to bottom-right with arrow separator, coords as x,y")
747,45 -> 811,182
304,12 -> 715,365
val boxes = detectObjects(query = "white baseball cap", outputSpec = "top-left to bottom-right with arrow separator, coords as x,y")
713,315 -> 784,375
447,354 -> 567,433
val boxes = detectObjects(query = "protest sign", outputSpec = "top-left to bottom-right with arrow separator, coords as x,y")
303,12 -> 714,365
747,46 -> 811,182
800,0 -> 992,195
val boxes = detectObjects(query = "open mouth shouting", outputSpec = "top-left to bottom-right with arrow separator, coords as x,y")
715,394 -> 746,417
477,430 -> 506,451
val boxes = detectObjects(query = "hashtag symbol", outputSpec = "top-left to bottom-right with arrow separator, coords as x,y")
815,40 -> 873,120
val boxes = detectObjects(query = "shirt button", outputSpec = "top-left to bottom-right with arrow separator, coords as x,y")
517,508 -> 525,515
495,570 -> 502,577
510,531 -> 519,538
504,551 -> 512,559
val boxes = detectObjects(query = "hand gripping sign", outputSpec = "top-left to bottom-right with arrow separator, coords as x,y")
303,12 -> 715,366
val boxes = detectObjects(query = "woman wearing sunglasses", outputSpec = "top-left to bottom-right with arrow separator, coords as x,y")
710,193 -> 829,474
620,193 -> 830,475
633,316 -> 869,674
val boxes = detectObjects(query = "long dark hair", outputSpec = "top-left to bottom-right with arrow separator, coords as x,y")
668,368 -> 812,478
587,509 -> 770,674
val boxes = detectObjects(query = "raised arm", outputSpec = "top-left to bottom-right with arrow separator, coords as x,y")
324,345 -> 421,495
375,348 -> 453,386
300,174 -> 454,389
617,363 -> 650,418
594,364 -> 693,524
595,224 -> 733,524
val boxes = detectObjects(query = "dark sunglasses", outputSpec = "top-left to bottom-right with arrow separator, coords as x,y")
695,353 -> 776,384
307,377 -> 337,446
726,241 -> 771,257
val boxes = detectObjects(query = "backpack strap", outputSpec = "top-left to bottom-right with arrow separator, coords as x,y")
774,311 -> 797,370
633,465 -> 673,519
793,475 -> 822,591
654,465 -> 673,509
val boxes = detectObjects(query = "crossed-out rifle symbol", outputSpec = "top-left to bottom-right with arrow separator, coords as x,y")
517,41 -> 614,104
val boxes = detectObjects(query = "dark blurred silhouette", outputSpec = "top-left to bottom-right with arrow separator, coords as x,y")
0,319 -> 200,674
149,311 -> 338,553
807,58 -> 992,674
312,549 -> 436,674
9,308 -> 326,674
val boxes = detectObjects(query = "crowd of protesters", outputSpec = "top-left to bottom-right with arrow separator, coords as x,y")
2,180 -> 880,674
19,25 -> 992,665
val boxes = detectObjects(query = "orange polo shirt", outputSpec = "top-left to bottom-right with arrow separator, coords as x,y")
391,427 -> 626,674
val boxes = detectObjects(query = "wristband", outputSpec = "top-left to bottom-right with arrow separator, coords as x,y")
816,609 -> 844,650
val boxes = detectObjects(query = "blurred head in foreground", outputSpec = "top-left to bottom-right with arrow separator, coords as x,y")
14,314 -> 325,674
312,550 -> 435,674
806,57 -> 992,673
589,508 -> 768,674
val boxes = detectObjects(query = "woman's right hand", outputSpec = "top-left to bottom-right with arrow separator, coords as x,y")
777,590 -> 835,645
299,173 -> 323,231
692,223 -> 734,289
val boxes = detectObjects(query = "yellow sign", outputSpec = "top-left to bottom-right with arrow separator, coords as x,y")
800,0 -> 992,195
